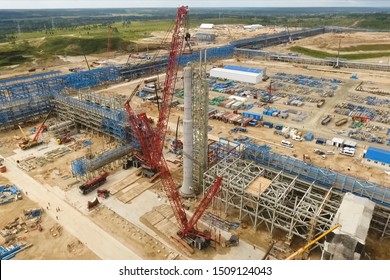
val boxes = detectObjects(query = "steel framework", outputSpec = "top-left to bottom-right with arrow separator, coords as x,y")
191,51 -> 209,193
53,92 -> 134,143
204,154 -> 390,243
243,142 -> 390,207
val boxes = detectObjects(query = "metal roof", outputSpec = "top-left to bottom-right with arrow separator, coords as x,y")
199,23 -> 214,29
365,146 -> 390,164
224,65 -> 263,74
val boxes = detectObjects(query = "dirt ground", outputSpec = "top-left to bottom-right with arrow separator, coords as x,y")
0,176 -> 99,260
1,27 -> 390,260
89,205 -> 179,260
266,31 -> 390,63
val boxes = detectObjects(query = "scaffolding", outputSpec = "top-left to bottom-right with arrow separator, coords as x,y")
52,92 -> 135,143
0,71 -> 61,87
62,67 -> 120,89
71,144 -> 133,177
208,137 -> 242,164
191,51 -> 209,193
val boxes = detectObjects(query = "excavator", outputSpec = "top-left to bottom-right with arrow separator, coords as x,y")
18,106 -> 55,150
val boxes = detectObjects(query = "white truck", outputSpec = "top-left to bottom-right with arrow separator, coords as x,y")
289,128 -> 303,141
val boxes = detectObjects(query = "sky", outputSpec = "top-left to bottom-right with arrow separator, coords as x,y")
0,0 -> 389,9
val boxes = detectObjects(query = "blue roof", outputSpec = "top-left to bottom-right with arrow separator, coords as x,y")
224,65 -> 263,74
365,147 -> 390,164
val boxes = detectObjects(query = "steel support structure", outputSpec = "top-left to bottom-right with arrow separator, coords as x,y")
191,51 -> 209,193
53,92 -> 134,143
203,156 -> 343,243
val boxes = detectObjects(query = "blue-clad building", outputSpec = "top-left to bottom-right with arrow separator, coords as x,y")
362,146 -> 390,170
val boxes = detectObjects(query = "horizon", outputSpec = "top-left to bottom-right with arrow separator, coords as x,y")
1,6 -> 390,10
1,0 -> 390,10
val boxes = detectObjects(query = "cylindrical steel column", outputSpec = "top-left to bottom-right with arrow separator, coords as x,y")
180,66 -> 195,197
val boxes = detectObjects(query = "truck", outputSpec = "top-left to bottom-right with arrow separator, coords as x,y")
317,99 -> 325,108
291,134 -> 303,141
248,120 -> 258,127
321,115 -> 331,125
263,121 -> 273,128
79,172 -> 109,195
335,118 -> 348,126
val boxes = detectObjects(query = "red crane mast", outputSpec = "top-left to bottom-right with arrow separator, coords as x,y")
125,6 -> 222,247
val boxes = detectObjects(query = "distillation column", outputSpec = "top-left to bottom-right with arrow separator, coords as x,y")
180,66 -> 195,197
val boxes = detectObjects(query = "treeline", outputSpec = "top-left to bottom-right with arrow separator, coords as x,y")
1,8 -> 389,42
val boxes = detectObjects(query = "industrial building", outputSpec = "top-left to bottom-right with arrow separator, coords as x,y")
210,65 -> 264,84
362,146 -> 390,170
199,23 -> 214,29
194,32 -> 216,43
243,24 -> 264,30
1,11 -> 390,261
322,193 -> 375,260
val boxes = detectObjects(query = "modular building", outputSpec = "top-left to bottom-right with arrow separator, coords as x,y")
199,23 -> 214,29
194,32 -> 216,42
322,193 -> 375,260
332,137 -> 344,147
362,146 -> 390,170
242,111 -> 262,120
210,65 -> 264,84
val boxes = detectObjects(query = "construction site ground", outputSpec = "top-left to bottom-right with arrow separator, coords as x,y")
1,29 -> 390,260
0,176 -> 98,260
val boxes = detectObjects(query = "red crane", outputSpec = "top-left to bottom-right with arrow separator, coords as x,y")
19,106 -> 55,150
124,6 -> 222,249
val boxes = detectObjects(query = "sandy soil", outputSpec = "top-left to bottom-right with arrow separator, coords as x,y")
89,206 -> 177,260
0,176 -> 99,260
266,31 -> 390,63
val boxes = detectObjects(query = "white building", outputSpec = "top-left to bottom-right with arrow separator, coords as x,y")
331,137 -> 344,147
199,23 -> 214,29
210,65 -> 264,84
322,193 -> 375,260
243,24 -> 264,30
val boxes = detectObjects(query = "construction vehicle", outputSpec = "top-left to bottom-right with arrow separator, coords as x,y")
225,235 -> 239,247
335,117 -> 348,126
262,80 -> 275,103
0,157 -> 6,173
285,224 -> 341,260
56,134 -> 72,145
97,188 -> 110,199
170,116 -> 183,154
79,172 -> 109,195
18,106 -> 55,150
124,6 -> 223,249
303,154 -> 311,162
317,99 -> 325,108
321,115 -> 332,126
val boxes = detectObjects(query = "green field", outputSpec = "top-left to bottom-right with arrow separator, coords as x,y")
289,46 -> 390,60
339,44 -> 390,52
1,8 -> 390,67
0,19 -> 179,66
